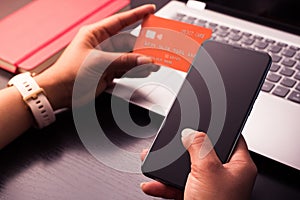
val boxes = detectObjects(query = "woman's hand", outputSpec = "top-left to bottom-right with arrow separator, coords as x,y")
0,5 -> 158,149
34,4 -> 157,110
140,130 -> 257,200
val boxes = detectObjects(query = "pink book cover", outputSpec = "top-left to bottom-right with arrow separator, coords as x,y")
0,0 -> 130,73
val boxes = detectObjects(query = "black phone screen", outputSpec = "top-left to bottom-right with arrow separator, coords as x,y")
141,40 -> 271,189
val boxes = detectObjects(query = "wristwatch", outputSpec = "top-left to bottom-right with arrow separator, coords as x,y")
8,72 -> 56,129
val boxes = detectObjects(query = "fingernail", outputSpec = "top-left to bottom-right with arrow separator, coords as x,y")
199,135 -> 214,159
137,56 -> 153,65
142,148 -> 148,153
181,128 -> 197,149
140,182 -> 146,189
151,4 -> 156,11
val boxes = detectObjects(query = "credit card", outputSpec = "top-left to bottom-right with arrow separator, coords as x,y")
133,14 -> 212,72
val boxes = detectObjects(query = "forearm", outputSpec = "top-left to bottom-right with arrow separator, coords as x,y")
0,86 -> 34,149
0,69 -> 70,150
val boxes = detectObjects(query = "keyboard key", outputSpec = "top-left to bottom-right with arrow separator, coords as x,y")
195,19 -> 207,27
182,16 -> 197,24
288,91 -> 300,104
187,17 -> 197,24
216,30 -> 229,37
261,81 -> 275,92
277,42 -> 288,47
208,22 -> 218,27
282,58 -> 296,67
231,29 -> 240,33
295,53 -> 300,60
296,83 -> 300,91
271,54 -> 282,63
242,38 -> 255,45
268,45 -> 282,53
266,73 -> 282,82
279,67 -> 295,77
195,22 -> 206,27
265,39 -> 275,44
272,86 -> 290,97
209,27 -> 218,33
290,46 -> 300,51
242,32 -> 252,37
255,41 -> 268,49
173,13 -> 186,21
220,25 -> 229,30
270,63 -> 280,72
229,34 -> 242,41
198,19 -> 207,24
188,16 -> 197,20
296,64 -> 300,70
294,71 -> 300,81
254,35 -> 264,40
280,77 -> 296,87
282,49 -> 296,57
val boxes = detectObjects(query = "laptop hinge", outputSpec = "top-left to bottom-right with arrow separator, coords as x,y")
186,0 -> 206,11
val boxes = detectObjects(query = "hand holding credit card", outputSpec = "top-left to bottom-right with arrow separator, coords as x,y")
133,14 -> 212,72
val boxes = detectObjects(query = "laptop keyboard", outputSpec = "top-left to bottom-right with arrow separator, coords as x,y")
172,13 -> 300,104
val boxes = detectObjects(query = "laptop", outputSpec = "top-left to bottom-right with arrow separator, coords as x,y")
113,0 -> 299,171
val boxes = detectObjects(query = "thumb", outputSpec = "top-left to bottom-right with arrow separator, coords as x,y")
181,129 -> 221,168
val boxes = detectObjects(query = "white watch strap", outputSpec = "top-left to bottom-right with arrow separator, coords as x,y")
8,72 -> 56,129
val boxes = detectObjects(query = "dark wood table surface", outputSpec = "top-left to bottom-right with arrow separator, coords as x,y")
0,1 -> 299,199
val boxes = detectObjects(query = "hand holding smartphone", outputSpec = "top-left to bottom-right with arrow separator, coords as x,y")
141,40 -> 271,189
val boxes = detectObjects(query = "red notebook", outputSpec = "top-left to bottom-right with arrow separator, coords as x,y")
0,0 -> 130,74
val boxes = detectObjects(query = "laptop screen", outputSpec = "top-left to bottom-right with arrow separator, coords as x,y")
201,0 -> 300,35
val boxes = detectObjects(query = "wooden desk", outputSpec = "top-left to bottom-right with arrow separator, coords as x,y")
0,1 -> 299,199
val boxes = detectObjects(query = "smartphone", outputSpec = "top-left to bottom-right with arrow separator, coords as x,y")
141,40 -> 271,190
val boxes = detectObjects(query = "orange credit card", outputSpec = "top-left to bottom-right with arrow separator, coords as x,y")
133,14 -> 212,72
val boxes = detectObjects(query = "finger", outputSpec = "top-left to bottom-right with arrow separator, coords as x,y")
181,129 -> 221,169
98,32 -> 137,52
88,4 -> 156,41
84,50 -> 157,92
105,52 -> 155,78
140,149 -> 148,161
110,33 -> 137,52
125,64 -> 160,78
225,136 -> 258,187
229,135 -> 253,162
140,181 -> 183,199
